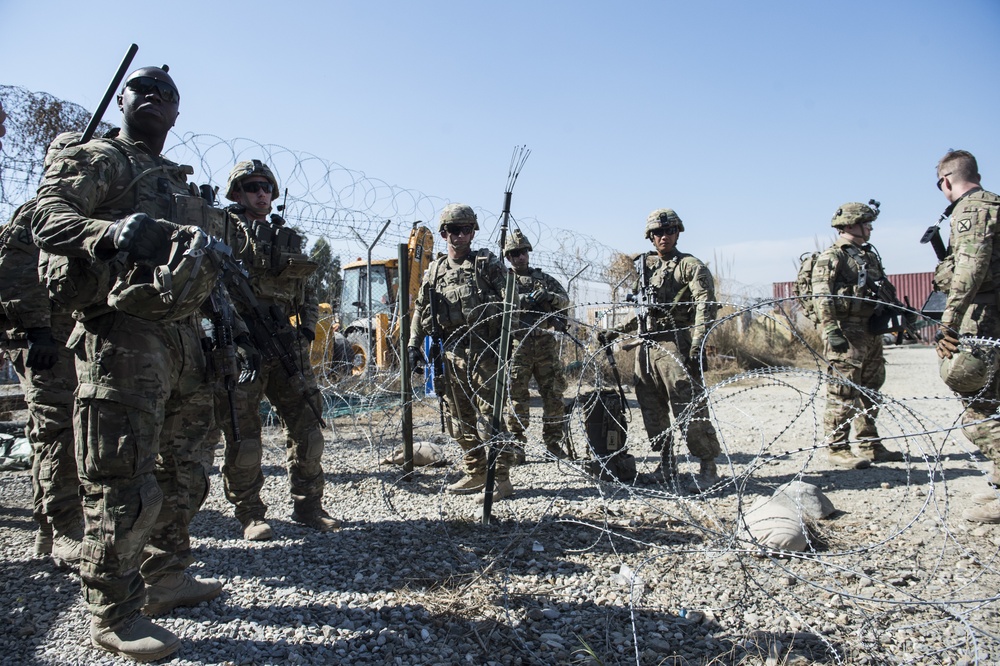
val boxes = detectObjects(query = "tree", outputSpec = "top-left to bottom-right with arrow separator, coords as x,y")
310,237 -> 342,308
604,250 -> 637,302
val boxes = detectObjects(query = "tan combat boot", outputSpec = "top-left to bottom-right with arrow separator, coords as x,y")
963,499 -> 1000,524
33,520 -> 53,557
476,478 -> 514,504
51,527 -> 82,571
447,471 -> 487,495
859,440 -> 904,463
291,508 -> 340,532
142,572 -> 223,616
91,612 -> 180,662
242,519 -> 273,541
827,447 -> 871,470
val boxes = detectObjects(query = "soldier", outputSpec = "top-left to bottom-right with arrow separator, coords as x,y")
31,66 -> 224,661
932,150 -> 1000,523
603,209 -> 722,489
0,132 -> 84,569
812,202 -> 905,469
502,229 -> 570,462
407,204 -> 515,499
215,159 -> 337,539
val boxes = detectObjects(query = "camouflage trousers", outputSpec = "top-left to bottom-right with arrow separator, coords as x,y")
216,333 -> 327,522
823,319 -> 885,446
441,343 -> 512,479
506,332 -> 567,447
633,335 -> 721,461
949,299 -> 1000,465
10,343 -> 82,535
70,312 -> 215,626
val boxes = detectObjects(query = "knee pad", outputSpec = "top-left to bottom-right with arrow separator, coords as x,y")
304,429 -> 325,462
233,438 -> 263,469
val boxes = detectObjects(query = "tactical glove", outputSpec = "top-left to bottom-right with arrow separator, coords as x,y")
234,335 -> 261,384
935,330 -> 960,360
826,327 -> 850,353
688,346 -> 707,374
106,213 -> 169,262
299,325 -> 316,343
25,327 -> 59,371
407,346 -> 425,373
597,329 -> 619,345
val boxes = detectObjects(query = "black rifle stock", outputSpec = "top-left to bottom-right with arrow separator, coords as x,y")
920,213 -> 949,261
216,249 -> 327,429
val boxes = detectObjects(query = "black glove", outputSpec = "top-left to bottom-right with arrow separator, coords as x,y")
299,325 -> 316,343
826,327 -> 850,353
688,347 -> 707,374
106,213 -> 169,261
407,346 -> 425,372
25,327 -> 59,371
234,336 -> 261,384
936,330 -> 960,359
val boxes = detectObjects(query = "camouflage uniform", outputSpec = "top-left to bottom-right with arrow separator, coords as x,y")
937,187 -> 1000,464
506,267 -> 570,452
409,248 -> 512,480
215,206 -> 326,526
32,134 -> 220,628
621,249 -> 721,463
812,237 -> 886,453
0,199 -> 82,551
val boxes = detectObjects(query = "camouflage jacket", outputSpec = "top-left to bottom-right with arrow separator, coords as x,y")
512,267 -> 569,335
408,248 -> 507,348
811,237 -> 885,326
620,250 -> 717,348
0,199 -> 74,340
225,212 -> 319,331
31,135 -> 229,316
938,188 -> 1000,330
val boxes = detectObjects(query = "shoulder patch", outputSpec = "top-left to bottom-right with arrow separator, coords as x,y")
958,218 -> 972,233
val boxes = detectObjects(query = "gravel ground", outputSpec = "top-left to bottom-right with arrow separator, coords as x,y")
2,344 -> 1000,665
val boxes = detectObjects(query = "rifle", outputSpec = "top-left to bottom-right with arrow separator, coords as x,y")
212,241 -> 327,429
203,282 -> 242,444
81,44 -> 138,144
920,212 -> 950,261
425,281 -> 447,432
626,253 -> 652,338
868,275 -> 918,342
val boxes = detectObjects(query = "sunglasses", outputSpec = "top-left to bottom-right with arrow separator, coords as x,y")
241,181 -> 274,194
445,224 -> 475,236
651,226 -> 679,237
506,248 -> 528,258
124,76 -> 180,103
936,171 -> 953,191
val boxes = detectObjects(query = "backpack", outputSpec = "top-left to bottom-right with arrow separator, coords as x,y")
794,251 -> 821,324
574,389 -> 636,482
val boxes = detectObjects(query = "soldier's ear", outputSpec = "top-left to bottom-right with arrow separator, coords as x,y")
116,93 -> 124,112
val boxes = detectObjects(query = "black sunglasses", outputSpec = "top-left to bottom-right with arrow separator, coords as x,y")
936,171 -> 953,191
651,226 -> 679,237
506,248 -> 528,258
445,224 -> 475,236
124,76 -> 180,104
241,181 -> 274,194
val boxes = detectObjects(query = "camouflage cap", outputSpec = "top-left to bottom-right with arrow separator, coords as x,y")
504,229 -> 532,254
645,208 -> 685,237
44,131 -> 84,169
831,202 -> 878,229
438,203 -> 479,232
226,159 -> 280,202
940,346 -> 999,393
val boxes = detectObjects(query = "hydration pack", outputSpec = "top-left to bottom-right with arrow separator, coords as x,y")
574,389 -> 636,482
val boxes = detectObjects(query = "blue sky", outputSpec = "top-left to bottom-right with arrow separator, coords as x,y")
2,0 -> 998,292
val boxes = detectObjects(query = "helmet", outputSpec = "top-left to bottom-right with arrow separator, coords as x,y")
504,229 -> 532,254
831,202 -> 878,229
645,208 -> 685,238
226,159 -> 280,202
107,225 -> 220,321
939,345 -> 999,393
438,203 -> 479,232
44,131 -> 83,169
